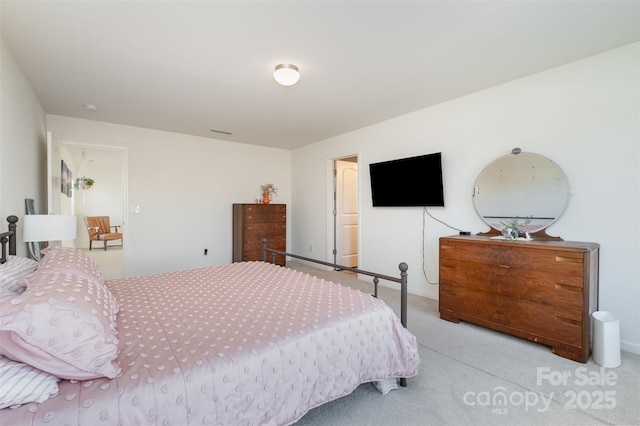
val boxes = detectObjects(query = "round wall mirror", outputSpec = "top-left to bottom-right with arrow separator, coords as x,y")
472,150 -> 570,239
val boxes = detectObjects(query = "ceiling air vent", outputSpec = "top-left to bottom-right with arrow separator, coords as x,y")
210,128 -> 233,135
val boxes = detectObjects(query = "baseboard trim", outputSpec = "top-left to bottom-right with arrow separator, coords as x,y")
621,340 -> 640,355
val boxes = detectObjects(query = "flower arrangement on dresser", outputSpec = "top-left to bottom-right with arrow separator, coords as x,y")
259,183 -> 278,204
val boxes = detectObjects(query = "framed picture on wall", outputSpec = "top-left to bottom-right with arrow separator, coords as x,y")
61,160 -> 68,195
61,160 -> 73,197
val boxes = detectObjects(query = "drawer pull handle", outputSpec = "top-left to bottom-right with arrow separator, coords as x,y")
498,264 -> 510,269
555,256 -> 580,264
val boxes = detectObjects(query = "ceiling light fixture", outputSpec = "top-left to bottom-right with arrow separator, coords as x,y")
273,64 -> 300,86
83,103 -> 98,112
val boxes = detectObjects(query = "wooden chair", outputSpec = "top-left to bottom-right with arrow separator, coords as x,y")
84,216 -> 123,251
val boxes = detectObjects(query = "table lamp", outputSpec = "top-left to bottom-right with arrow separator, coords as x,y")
23,214 -> 77,245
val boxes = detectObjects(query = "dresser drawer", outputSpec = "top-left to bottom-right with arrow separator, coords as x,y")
440,241 -> 586,276
440,260 -> 584,309
243,223 -> 286,238
242,204 -> 285,215
440,285 -> 582,345
242,212 -> 286,224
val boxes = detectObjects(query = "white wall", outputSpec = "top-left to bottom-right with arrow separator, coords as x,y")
0,38 -> 47,256
47,116 -> 292,276
291,43 -> 640,353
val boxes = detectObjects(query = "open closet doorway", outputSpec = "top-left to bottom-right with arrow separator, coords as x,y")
333,156 -> 358,268
47,132 -> 127,279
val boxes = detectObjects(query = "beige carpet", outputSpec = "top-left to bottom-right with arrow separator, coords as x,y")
81,246 -> 123,280
286,262 -> 639,426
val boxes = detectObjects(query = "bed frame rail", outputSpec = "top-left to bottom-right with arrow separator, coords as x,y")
0,215 -> 18,264
262,239 -> 410,386
261,239 -> 408,327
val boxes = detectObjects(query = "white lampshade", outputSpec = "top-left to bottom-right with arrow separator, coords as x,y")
273,64 -> 300,86
23,215 -> 77,242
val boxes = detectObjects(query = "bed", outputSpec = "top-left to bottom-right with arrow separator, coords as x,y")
0,215 -> 420,425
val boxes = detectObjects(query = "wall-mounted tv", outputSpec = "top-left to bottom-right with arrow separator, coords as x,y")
369,152 -> 444,207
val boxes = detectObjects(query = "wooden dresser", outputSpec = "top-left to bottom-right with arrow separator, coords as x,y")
439,235 -> 599,363
232,204 -> 286,266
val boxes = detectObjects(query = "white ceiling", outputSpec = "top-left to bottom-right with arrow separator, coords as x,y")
2,1 -> 638,150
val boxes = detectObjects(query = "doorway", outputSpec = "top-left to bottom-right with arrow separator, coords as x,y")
47,133 -> 127,278
333,156 -> 358,268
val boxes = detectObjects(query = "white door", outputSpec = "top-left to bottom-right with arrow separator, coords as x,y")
335,160 -> 358,267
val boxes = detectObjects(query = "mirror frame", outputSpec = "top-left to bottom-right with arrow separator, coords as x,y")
473,150 -> 570,241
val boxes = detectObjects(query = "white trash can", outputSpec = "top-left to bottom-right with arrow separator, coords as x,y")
592,311 -> 621,368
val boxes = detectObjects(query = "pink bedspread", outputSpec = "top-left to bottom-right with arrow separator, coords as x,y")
1,261 -> 419,425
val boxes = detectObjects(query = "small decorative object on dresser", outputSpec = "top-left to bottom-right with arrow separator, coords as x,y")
439,235 -> 599,363
260,183 -> 277,204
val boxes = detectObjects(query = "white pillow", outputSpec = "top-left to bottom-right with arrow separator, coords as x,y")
0,256 -> 39,294
0,355 -> 59,409
0,288 -> 16,303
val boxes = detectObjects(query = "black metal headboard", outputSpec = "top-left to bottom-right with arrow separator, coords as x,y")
0,215 -> 18,264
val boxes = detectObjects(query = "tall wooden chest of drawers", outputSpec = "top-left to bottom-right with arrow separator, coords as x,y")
233,204 -> 286,266
439,235 -> 599,363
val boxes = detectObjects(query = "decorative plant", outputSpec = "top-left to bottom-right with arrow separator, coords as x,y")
74,176 -> 95,190
259,183 -> 278,204
500,216 -> 532,236
261,183 -> 278,196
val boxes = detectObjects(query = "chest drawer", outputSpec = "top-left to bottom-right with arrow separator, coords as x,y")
241,205 -> 286,223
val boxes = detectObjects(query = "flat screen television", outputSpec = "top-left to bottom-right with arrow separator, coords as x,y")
369,152 -> 444,207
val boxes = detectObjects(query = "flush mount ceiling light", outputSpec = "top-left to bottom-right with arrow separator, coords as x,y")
273,64 -> 300,86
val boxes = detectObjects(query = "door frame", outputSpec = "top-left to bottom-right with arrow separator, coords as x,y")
49,137 -> 129,275
327,154 -> 359,268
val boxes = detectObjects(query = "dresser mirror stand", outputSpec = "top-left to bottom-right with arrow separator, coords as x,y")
439,149 -> 599,363
472,148 -> 571,241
